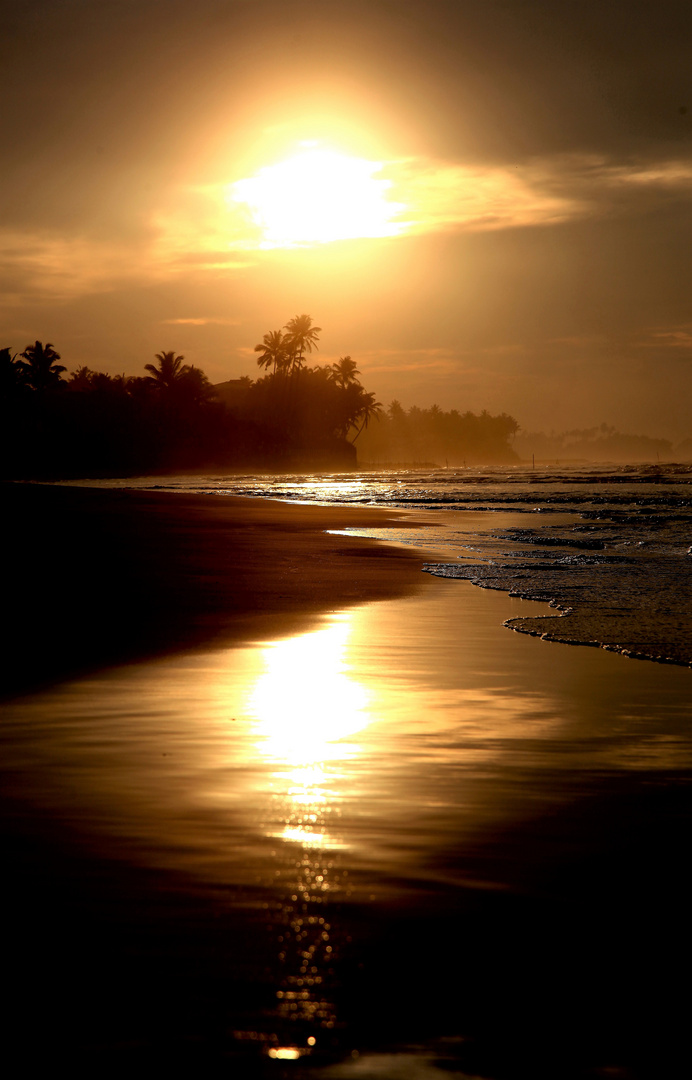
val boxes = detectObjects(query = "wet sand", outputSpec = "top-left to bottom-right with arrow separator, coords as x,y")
1,483 -> 426,699
2,485 -> 691,1077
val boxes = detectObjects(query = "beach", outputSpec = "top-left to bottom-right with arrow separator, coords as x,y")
2,483 -> 691,1078
1,483 -> 426,699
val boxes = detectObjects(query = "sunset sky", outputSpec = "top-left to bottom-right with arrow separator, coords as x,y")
2,0 -> 690,439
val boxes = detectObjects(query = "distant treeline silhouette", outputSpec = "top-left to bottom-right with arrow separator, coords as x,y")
513,424 -> 686,463
355,399 -> 520,466
1,323 -> 522,477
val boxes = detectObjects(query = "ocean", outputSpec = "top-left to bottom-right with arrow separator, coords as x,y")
73,461 -> 692,667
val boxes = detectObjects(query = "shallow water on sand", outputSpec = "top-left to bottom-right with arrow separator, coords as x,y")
2,565 -> 690,1076
61,464 -> 692,666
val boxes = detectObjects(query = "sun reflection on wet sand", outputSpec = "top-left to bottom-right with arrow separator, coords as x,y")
244,618 -> 371,1053
249,616 -> 369,771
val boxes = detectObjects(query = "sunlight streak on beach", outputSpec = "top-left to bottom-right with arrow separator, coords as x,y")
248,618 -> 370,767
241,620 -> 369,1039
247,618 -> 369,850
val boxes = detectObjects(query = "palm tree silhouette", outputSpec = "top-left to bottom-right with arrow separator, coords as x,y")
0,347 -> 23,396
178,364 -> 213,405
330,355 -> 360,389
254,330 -> 288,375
144,351 -> 189,389
351,390 -> 382,443
68,365 -> 97,392
18,341 -> 66,392
283,314 -> 322,375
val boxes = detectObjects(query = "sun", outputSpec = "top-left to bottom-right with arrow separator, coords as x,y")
227,145 -> 406,248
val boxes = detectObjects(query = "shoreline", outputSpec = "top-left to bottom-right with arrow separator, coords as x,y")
2,483 -> 428,700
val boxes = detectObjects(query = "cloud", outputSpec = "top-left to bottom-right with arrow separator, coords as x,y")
353,347 -> 465,377
538,155 -> 692,214
385,159 -> 579,235
171,156 -> 582,255
635,325 -> 692,351
152,149 -> 692,265
0,215 -> 251,308
3,149 -> 689,309
160,317 -> 242,326
653,330 -> 692,349
0,228 -> 153,304
398,153 -> 692,237
548,335 -> 610,347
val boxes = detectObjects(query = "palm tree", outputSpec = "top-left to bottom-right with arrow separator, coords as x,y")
0,348 -> 24,398
350,390 -> 383,443
18,341 -> 66,392
177,364 -> 214,406
330,355 -> 360,389
144,351 -> 189,389
68,365 -> 96,392
388,399 -> 405,422
283,314 -> 321,374
254,330 -> 288,375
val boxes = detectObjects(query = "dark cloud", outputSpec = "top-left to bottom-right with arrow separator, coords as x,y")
4,2 -> 690,161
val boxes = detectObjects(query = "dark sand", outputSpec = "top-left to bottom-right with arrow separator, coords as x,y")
2,483 -> 426,699
3,485 -> 690,1078
2,483 -> 429,1070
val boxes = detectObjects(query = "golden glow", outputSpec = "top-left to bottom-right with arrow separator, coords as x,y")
248,619 -> 369,767
228,147 -> 407,247
242,618 -> 357,1036
268,1047 -> 303,1060
152,150 -> 588,264
247,617 -> 369,851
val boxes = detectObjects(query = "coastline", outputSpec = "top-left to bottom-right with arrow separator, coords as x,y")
1,483 -> 427,700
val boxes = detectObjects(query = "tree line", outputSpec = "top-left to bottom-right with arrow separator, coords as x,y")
355,399 -> 520,466
513,424 -> 683,464
0,317 -> 382,477
1,340 -> 222,478
0,318 -> 521,478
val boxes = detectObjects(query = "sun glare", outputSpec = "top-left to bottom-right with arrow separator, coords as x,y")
228,148 -> 406,248
248,619 -> 369,767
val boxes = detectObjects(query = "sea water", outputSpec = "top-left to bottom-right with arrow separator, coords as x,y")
68,462 -> 692,666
